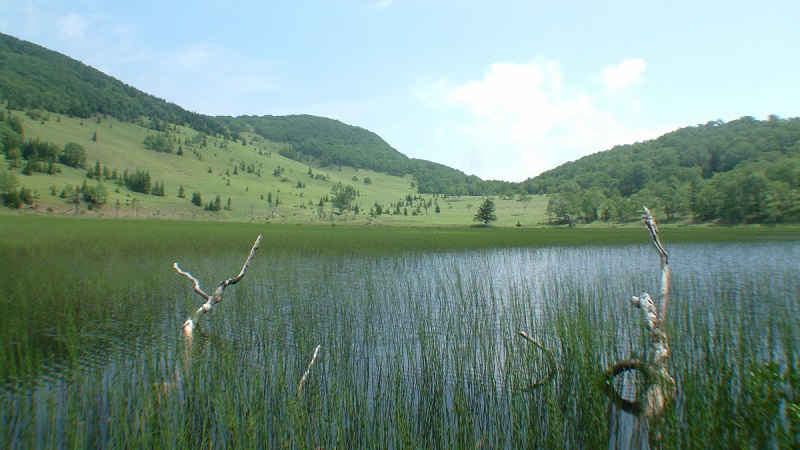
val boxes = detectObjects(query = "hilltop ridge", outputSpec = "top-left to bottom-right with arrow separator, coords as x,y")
1,31 -> 799,225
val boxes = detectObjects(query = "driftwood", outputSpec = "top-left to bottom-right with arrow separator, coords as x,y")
604,207 -> 675,444
297,345 -> 322,396
517,331 -> 556,389
174,235 -> 262,336
563,212 -> 576,227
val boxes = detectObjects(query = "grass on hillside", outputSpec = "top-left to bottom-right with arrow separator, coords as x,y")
5,108 -> 552,226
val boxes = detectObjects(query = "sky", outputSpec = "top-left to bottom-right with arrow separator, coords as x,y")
2,1 -> 800,181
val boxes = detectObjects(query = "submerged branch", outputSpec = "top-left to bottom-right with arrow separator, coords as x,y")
518,331 -> 556,389
604,207 -> 675,423
175,235 -> 262,336
642,206 -> 670,328
173,263 -> 211,301
298,345 -> 322,396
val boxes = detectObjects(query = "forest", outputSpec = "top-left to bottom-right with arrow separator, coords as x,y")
1,31 -> 799,224
0,34 -> 228,138
523,116 -> 800,224
0,32 -> 507,198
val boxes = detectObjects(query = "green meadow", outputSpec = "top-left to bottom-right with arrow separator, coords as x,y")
1,216 -> 798,447
7,109 -> 550,226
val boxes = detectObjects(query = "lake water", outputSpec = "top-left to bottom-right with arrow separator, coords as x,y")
3,240 -> 799,447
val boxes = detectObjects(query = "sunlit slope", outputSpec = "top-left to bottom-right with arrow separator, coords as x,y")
12,110 -> 548,226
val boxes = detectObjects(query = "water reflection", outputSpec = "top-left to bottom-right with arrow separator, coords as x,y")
3,240 -> 799,447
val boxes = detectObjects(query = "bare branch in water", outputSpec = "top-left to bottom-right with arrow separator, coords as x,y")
518,331 -> 556,389
175,235 -> 262,336
642,206 -> 670,328
605,207 -> 675,426
298,345 -> 322,396
174,263 -> 211,301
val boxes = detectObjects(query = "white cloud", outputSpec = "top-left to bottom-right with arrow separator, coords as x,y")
415,57 -> 668,181
173,44 -> 219,71
58,13 -> 89,40
136,44 -> 282,115
369,0 -> 395,9
600,58 -> 647,90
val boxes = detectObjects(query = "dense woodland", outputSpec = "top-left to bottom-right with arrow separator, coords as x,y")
523,116 -> 800,224
1,31 -> 799,224
0,33 -> 504,197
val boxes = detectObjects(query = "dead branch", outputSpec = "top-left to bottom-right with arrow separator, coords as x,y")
633,206 -> 671,365
604,207 -> 675,421
175,235 -> 262,336
298,345 -> 321,396
642,206 -> 670,329
518,331 -> 556,389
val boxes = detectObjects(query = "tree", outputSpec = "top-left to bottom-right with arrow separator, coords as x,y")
3,189 -> 22,208
648,177 -> 691,221
0,172 -> 21,208
474,198 -> 497,225
58,142 -> 87,168
124,169 -> 151,194
0,172 -> 18,194
332,189 -> 355,214
191,191 -> 203,207
143,133 -> 174,153
331,183 -> 357,214
517,192 -> 532,212
546,194 -> 568,224
83,182 -> 107,206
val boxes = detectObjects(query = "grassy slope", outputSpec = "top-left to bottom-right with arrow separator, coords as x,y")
7,108 -> 550,227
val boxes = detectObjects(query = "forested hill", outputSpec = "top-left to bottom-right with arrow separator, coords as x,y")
235,115 -> 412,176
0,33 -> 227,137
522,116 -> 800,224
230,114 -> 503,195
0,32 -> 512,196
3,31 -> 799,222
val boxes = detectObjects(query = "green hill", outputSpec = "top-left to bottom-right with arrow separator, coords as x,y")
0,34 -> 544,225
0,32 -> 512,198
235,114 -> 411,175
522,116 -> 800,224
0,33 -> 227,137
0,106 -> 548,225
2,31 -> 798,226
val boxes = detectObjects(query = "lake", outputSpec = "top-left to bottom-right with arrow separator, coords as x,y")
2,233 -> 798,447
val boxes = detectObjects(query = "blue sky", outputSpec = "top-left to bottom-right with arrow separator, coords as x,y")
3,1 -> 799,181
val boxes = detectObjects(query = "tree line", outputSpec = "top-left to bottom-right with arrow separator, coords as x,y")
0,33 -> 228,137
0,32 -> 519,197
3,30 -> 799,223
527,116 -> 800,224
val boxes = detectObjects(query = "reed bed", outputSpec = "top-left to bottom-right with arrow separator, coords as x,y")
1,216 -> 798,447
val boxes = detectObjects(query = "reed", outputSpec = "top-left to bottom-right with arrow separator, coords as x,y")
1,215 -> 797,447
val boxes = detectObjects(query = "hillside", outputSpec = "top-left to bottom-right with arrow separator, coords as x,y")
0,104 -> 548,225
0,32 -> 511,198
521,116 -> 800,224
0,33 -> 227,137
235,115 -> 411,175
2,31 -> 799,225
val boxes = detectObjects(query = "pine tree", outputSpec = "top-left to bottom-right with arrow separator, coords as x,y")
473,198 -> 497,225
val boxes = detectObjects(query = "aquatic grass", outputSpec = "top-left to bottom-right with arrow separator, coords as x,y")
1,216 -> 798,447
